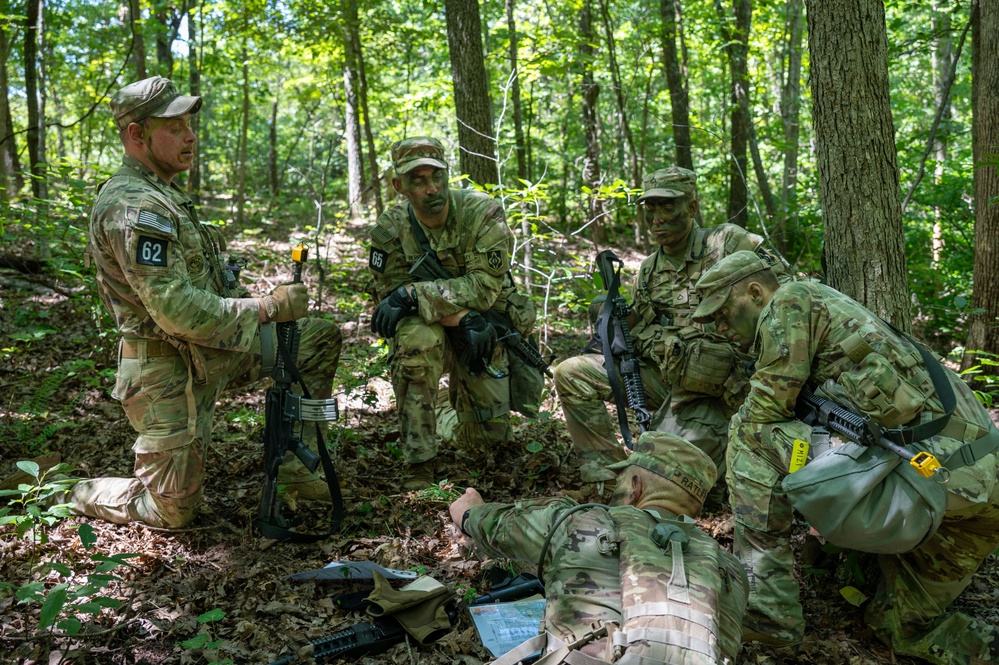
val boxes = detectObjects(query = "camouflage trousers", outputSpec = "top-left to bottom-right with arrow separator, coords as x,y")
729,417 -> 999,663
552,353 -> 730,489
390,316 -> 511,465
72,318 -> 342,528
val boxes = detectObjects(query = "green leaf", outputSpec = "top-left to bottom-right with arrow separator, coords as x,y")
39,585 -> 69,628
47,562 -> 72,576
198,608 -> 226,623
181,632 -> 210,650
525,441 -> 543,453
15,461 -> 40,479
78,522 -> 97,550
58,617 -> 83,635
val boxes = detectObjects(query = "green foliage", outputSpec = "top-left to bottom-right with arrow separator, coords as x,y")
0,460 -> 81,544
179,608 -> 234,664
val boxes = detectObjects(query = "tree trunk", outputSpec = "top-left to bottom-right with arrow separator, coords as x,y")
580,0 -> 608,244
660,0 -> 693,171
505,0 -> 528,184
962,0 -> 999,375
235,45 -> 249,227
931,2 -> 953,267
343,15 -> 364,221
0,23 -> 24,200
806,0 -> 911,330
269,98 -> 278,199
128,0 -> 146,80
24,0 -> 47,201
444,0 -> 498,186
346,0 -> 382,216
716,0 -> 751,228
776,0 -> 804,258
187,1 -> 201,204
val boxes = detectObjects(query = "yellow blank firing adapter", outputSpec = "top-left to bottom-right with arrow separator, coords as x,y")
292,243 -> 308,264
788,439 -> 809,473
910,451 -> 942,478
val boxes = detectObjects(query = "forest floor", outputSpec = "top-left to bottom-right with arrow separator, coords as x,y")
1,214 -> 997,665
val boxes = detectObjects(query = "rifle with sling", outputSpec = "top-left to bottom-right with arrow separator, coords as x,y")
406,208 -> 552,379
594,249 -> 651,450
256,244 -> 345,543
267,573 -> 545,664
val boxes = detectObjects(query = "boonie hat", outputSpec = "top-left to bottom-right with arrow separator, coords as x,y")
110,76 -> 202,131
692,250 -> 773,322
636,166 -> 697,203
607,431 -> 716,515
391,137 -> 448,174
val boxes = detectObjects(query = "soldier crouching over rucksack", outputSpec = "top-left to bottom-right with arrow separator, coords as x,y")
449,432 -> 749,664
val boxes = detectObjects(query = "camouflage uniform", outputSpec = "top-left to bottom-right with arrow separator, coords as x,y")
696,264 -> 999,663
78,80 -> 341,529
554,167 -> 778,489
463,433 -> 749,664
368,152 -> 526,464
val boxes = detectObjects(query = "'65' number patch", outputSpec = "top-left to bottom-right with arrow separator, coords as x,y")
136,235 -> 169,267
369,247 -> 388,273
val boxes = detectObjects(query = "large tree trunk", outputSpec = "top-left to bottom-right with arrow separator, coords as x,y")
930,3 -> 953,267
776,0 -> 804,257
0,23 -> 24,200
346,0 -> 382,216
235,45 -> 249,226
580,0 -> 608,244
187,1 -> 201,204
806,0 -> 911,331
25,0 -> 47,202
444,0 -> 498,186
505,0 -> 527,184
716,0 -> 751,228
128,0 -> 146,80
659,0 -> 693,171
962,0 -> 999,376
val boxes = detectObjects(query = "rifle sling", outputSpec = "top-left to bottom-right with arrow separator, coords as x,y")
597,251 -> 634,449
257,332 -> 345,544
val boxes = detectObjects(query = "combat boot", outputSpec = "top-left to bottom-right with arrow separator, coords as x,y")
278,460 -> 332,502
403,460 -> 436,491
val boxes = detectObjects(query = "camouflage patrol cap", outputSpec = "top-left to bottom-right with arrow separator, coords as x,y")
110,76 -> 202,131
692,250 -> 773,323
608,431 -> 716,515
391,137 -> 448,174
636,166 -> 698,203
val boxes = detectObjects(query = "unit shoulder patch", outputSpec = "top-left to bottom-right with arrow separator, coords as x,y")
136,235 -> 169,267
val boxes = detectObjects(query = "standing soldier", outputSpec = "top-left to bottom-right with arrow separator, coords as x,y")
554,166 -> 783,503
75,77 -> 341,528
694,250 -> 999,662
368,137 -> 537,490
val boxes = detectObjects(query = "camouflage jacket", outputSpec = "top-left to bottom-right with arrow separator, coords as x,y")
465,497 -> 748,664
367,189 -> 516,325
736,280 -> 997,506
88,157 -> 258,353
630,222 -> 777,405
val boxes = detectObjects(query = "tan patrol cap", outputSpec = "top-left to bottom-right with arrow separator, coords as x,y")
636,166 -> 697,203
692,250 -> 774,322
391,137 -> 448,174
110,76 -> 202,131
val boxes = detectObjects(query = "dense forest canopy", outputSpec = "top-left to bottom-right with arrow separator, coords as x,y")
0,0 -> 995,369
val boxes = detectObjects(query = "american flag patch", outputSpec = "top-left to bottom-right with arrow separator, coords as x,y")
135,210 -> 174,235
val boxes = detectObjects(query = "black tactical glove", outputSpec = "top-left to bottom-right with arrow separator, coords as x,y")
458,311 -> 497,367
371,286 -> 418,338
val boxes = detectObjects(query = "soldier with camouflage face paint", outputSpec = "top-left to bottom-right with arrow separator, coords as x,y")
449,432 -> 749,664
694,250 -> 999,663
368,137 -> 535,490
75,77 -> 342,529
554,166 -> 784,503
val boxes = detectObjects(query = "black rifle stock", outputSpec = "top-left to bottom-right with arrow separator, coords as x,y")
409,252 -> 552,378
268,574 -> 545,664
796,389 -> 941,478
595,250 -> 651,448
255,245 -> 343,543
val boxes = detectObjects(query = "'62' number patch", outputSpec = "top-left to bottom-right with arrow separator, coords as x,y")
136,235 -> 169,267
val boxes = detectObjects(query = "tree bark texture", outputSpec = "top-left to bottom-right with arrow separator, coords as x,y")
580,0 -> 608,244
24,0 -> 47,201
236,45 -> 249,226
444,0 -> 498,186
128,0 -> 146,80
187,1 -> 201,203
505,0 -> 528,184
346,0 -> 382,216
660,0 -> 693,171
806,0 -> 911,331
343,28 -> 364,220
963,0 -> 999,374
777,0 -> 804,257
0,24 -> 23,199
717,0 -> 751,228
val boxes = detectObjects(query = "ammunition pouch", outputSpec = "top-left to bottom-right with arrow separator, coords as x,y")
661,327 -> 735,397
502,289 -> 537,336
188,344 -> 240,385
508,332 -> 545,418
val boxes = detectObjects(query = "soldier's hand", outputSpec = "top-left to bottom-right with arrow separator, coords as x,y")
449,488 -> 484,532
458,311 -> 496,367
259,283 -> 309,323
371,286 -> 418,338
